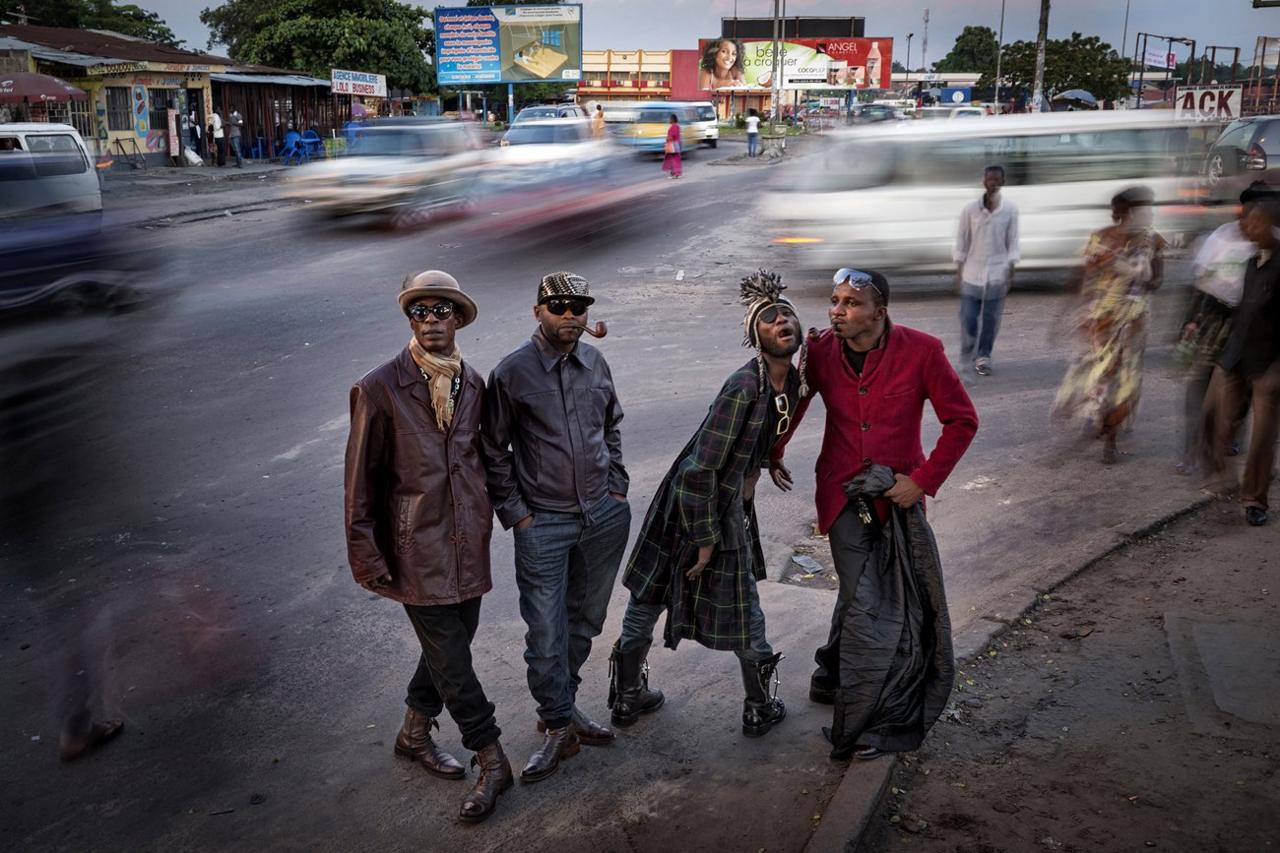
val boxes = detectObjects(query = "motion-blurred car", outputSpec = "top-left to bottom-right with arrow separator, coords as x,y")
511,103 -> 588,124
479,118 -> 629,229
915,105 -> 986,120
765,112 -> 1215,274
613,104 -> 700,155
285,119 -> 486,227
1201,115 -> 1280,203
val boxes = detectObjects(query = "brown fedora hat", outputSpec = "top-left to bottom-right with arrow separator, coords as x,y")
397,270 -> 478,328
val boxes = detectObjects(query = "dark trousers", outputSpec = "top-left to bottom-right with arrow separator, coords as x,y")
513,494 -> 630,729
812,504 -> 877,691
215,137 -> 226,166
404,597 -> 501,752
1202,361 -> 1280,509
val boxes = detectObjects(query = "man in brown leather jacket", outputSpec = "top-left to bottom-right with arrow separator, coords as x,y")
343,270 -> 511,823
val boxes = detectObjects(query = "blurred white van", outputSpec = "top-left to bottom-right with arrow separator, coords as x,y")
764,112 -> 1213,273
0,123 -> 101,219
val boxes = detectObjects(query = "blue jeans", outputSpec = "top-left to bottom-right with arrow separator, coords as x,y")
959,283 -> 1006,362
747,132 -> 760,157
513,494 -> 631,729
619,571 -> 773,662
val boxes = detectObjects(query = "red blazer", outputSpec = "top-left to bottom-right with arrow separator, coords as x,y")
772,323 -> 978,533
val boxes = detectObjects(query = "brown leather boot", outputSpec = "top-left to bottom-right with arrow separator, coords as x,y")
459,740 -> 514,823
394,707 -> 465,779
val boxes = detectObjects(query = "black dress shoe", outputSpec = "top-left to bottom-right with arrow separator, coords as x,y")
1246,506 -> 1269,527
520,725 -> 580,783
852,744 -> 886,760
537,707 -> 615,746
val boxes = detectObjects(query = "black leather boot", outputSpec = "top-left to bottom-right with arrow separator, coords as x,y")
740,653 -> 786,738
607,639 -> 665,727
459,740 -> 513,822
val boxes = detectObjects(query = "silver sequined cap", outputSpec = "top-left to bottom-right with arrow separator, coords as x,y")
537,271 -> 595,305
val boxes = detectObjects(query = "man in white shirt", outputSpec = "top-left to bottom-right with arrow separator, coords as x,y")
210,110 -> 225,167
953,165 -> 1020,376
745,109 -> 761,158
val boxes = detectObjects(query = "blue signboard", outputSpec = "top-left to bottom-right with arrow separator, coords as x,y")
435,4 -> 583,86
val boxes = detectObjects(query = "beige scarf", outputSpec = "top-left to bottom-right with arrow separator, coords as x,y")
408,339 -> 463,432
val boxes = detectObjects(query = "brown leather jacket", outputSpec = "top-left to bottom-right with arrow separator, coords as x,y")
344,347 -> 492,606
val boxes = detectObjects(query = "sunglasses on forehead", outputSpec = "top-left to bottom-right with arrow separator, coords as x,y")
408,302 -> 455,321
833,268 -> 877,289
544,297 -> 589,316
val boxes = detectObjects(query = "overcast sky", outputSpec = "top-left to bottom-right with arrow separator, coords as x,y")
155,0 -> 1276,67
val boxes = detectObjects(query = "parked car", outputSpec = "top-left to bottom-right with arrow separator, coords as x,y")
851,103 -> 903,124
763,111 -> 1217,274
1201,115 -> 1280,203
285,119 -> 486,227
0,123 -> 101,220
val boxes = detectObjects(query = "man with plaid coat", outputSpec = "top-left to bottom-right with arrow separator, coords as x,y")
608,270 -> 805,738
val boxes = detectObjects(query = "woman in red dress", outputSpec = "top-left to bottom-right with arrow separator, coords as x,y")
661,113 -> 682,179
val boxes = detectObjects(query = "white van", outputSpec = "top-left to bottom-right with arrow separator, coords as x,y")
0,123 -> 101,220
764,112 -> 1210,273
684,101 -> 719,148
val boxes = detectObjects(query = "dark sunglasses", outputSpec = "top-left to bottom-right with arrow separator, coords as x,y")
759,304 -> 797,324
408,302 -> 455,321
545,298 -> 589,316
773,392 -> 791,436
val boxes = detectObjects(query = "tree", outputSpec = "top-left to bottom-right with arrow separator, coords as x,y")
1,0 -> 183,46
986,32 -> 1130,102
200,0 -> 435,93
891,60 -> 907,73
935,25 -> 998,74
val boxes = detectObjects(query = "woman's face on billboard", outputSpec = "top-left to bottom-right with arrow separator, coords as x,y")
715,40 -> 737,72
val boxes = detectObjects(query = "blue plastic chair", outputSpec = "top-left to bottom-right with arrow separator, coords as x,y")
301,129 -> 325,159
249,135 -> 265,159
279,130 -> 309,165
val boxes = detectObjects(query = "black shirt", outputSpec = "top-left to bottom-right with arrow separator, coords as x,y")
1218,252 -> 1280,379
756,371 -> 800,468
843,345 -> 869,375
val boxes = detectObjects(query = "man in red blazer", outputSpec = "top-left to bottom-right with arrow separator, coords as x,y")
770,268 -> 978,755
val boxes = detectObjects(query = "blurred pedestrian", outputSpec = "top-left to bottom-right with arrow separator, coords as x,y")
343,271 -> 512,822
210,109 -> 225,167
187,106 -> 201,158
746,108 -> 761,158
591,104 -> 605,138
227,108 -> 244,167
1200,196 -> 1280,526
770,268 -> 977,760
953,165 -> 1020,376
611,270 -> 806,738
482,272 -> 631,783
1175,182 -> 1272,474
662,113 -> 683,179
1053,187 -> 1166,465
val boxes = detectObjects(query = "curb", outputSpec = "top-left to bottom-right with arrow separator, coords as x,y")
803,493 -> 1215,852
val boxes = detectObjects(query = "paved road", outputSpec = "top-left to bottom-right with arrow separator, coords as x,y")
3,146 -> 1210,851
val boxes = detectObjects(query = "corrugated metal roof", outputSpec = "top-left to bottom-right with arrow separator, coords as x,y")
212,71 -> 330,87
0,24 -> 234,66
0,35 -> 110,67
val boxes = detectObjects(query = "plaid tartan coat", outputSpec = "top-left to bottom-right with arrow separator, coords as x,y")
623,360 -> 791,651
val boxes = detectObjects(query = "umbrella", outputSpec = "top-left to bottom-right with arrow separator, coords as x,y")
1052,88 -> 1098,106
0,72 -> 87,105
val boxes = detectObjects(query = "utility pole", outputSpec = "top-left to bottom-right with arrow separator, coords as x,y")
906,32 -> 914,92
1120,0 -> 1132,60
770,0 -> 782,127
1031,0 -> 1050,112
994,0 -> 1006,111
920,9 -> 930,82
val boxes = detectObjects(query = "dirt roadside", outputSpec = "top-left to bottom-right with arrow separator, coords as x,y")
859,498 -> 1280,853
